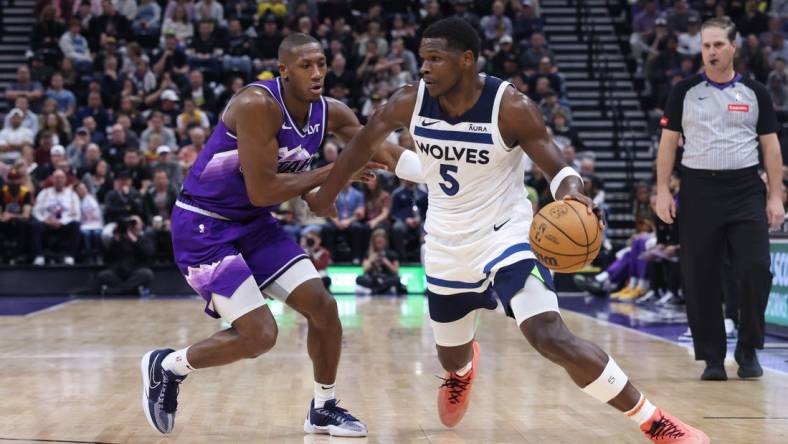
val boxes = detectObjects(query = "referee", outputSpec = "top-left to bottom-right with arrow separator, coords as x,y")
655,17 -> 785,381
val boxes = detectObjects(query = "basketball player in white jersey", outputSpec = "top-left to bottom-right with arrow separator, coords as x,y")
312,18 -> 708,443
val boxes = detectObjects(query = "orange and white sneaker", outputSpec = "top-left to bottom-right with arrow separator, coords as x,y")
641,408 -> 710,443
437,341 -> 480,427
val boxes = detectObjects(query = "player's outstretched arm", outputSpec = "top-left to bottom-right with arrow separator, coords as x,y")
313,86 -> 418,213
499,87 -> 591,210
325,97 -> 409,173
233,89 -> 333,207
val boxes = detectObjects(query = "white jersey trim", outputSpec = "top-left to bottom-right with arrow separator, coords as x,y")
491,80 -> 514,151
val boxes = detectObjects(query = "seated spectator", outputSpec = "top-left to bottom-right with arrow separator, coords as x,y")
0,109 -> 35,165
59,18 -> 93,73
87,0 -> 131,52
223,18 -> 253,81
104,169 -> 144,223
633,182 -> 654,234
184,70 -> 217,117
97,215 -> 155,296
74,142 -> 101,177
512,0 -> 543,42
150,145 -> 182,190
122,149 -> 153,192
31,169 -> 81,265
5,66 -> 44,113
321,183 -> 368,263
176,97 -> 211,140
539,89 -> 571,126
363,172 -> 391,233
390,179 -> 427,262
300,227 -> 332,290
40,156 -> 79,189
481,0 -> 513,41
550,110 -> 583,151
81,159 -> 113,204
161,4 -> 194,44
520,32 -> 554,73
131,0 -> 162,44
5,97 -> 39,135
0,168 -> 33,263
32,139 -> 61,184
80,116 -> 106,146
140,111 -> 178,152
355,228 -> 407,295
562,144 -> 580,170
46,72 -> 77,117
74,92 -> 110,135
75,181 -> 104,263
187,19 -> 224,82
195,0 -> 225,27
152,31 -> 190,84
40,111 -> 72,146
143,168 -> 176,226
105,123 -> 138,169
143,169 -> 176,263
678,16 -> 702,57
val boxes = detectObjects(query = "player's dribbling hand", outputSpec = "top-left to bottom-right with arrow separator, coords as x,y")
655,189 -> 676,224
350,161 -> 388,184
302,189 -> 337,218
562,191 -> 605,229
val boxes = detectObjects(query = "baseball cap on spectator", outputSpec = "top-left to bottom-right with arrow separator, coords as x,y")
76,126 -> 89,135
51,145 -> 66,156
116,169 -> 132,180
500,35 -> 513,45
163,29 -> 177,38
688,16 -> 700,25
161,90 -> 179,102
263,14 -> 278,24
655,17 -> 667,26
522,0 -> 533,6
544,88 -> 557,97
105,36 -> 117,45
156,145 -> 172,155
8,108 -> 24,118
7,169 -> 21,181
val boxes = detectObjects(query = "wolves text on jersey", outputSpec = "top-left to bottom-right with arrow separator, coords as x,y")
415,141 -> 491,165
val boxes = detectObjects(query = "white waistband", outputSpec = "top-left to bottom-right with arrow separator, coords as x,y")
175,200 -> 231,221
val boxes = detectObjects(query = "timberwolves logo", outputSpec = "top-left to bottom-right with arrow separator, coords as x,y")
549,205 -> 569,219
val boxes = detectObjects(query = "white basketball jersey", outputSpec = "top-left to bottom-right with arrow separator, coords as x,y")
408,75 -> 533,239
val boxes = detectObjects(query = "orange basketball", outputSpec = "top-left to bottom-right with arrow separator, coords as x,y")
529,200 -> 603,273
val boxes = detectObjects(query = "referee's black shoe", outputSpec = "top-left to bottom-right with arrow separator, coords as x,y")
735,343 -> 763,379
700,360 -> 727,381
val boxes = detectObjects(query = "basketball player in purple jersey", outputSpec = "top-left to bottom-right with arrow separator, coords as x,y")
140,33 -> 409,437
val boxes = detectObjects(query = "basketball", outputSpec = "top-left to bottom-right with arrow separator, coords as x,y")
529,200 -> 603,273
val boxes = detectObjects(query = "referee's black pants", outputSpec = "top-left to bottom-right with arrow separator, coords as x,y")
678,166 -> 772,362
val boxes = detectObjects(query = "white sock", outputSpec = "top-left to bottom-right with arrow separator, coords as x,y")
455,360 -> 473,377
161,347 -> 194,376
637,279 -> 649,289
595,272 -> 609,283
625,394 -> 657,426
314,381 -> 336,408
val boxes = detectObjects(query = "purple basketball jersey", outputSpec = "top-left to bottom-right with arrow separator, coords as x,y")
180,78 -> 327,220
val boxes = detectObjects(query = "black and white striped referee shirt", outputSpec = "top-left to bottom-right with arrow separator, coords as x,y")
660,72 -> 779,170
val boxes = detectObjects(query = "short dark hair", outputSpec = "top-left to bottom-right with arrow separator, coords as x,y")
422,17 -> 481,61
278,33 -> 320,59
702,16 -> 737,43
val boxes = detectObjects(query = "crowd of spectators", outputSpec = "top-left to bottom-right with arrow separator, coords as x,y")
628,0 -> 788,136
0,0 -> 599,295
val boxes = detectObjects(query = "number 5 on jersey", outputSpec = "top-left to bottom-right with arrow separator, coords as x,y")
439,164 -> 459,196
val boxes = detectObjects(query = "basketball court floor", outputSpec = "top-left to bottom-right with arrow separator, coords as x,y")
1,293 -> 787,443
